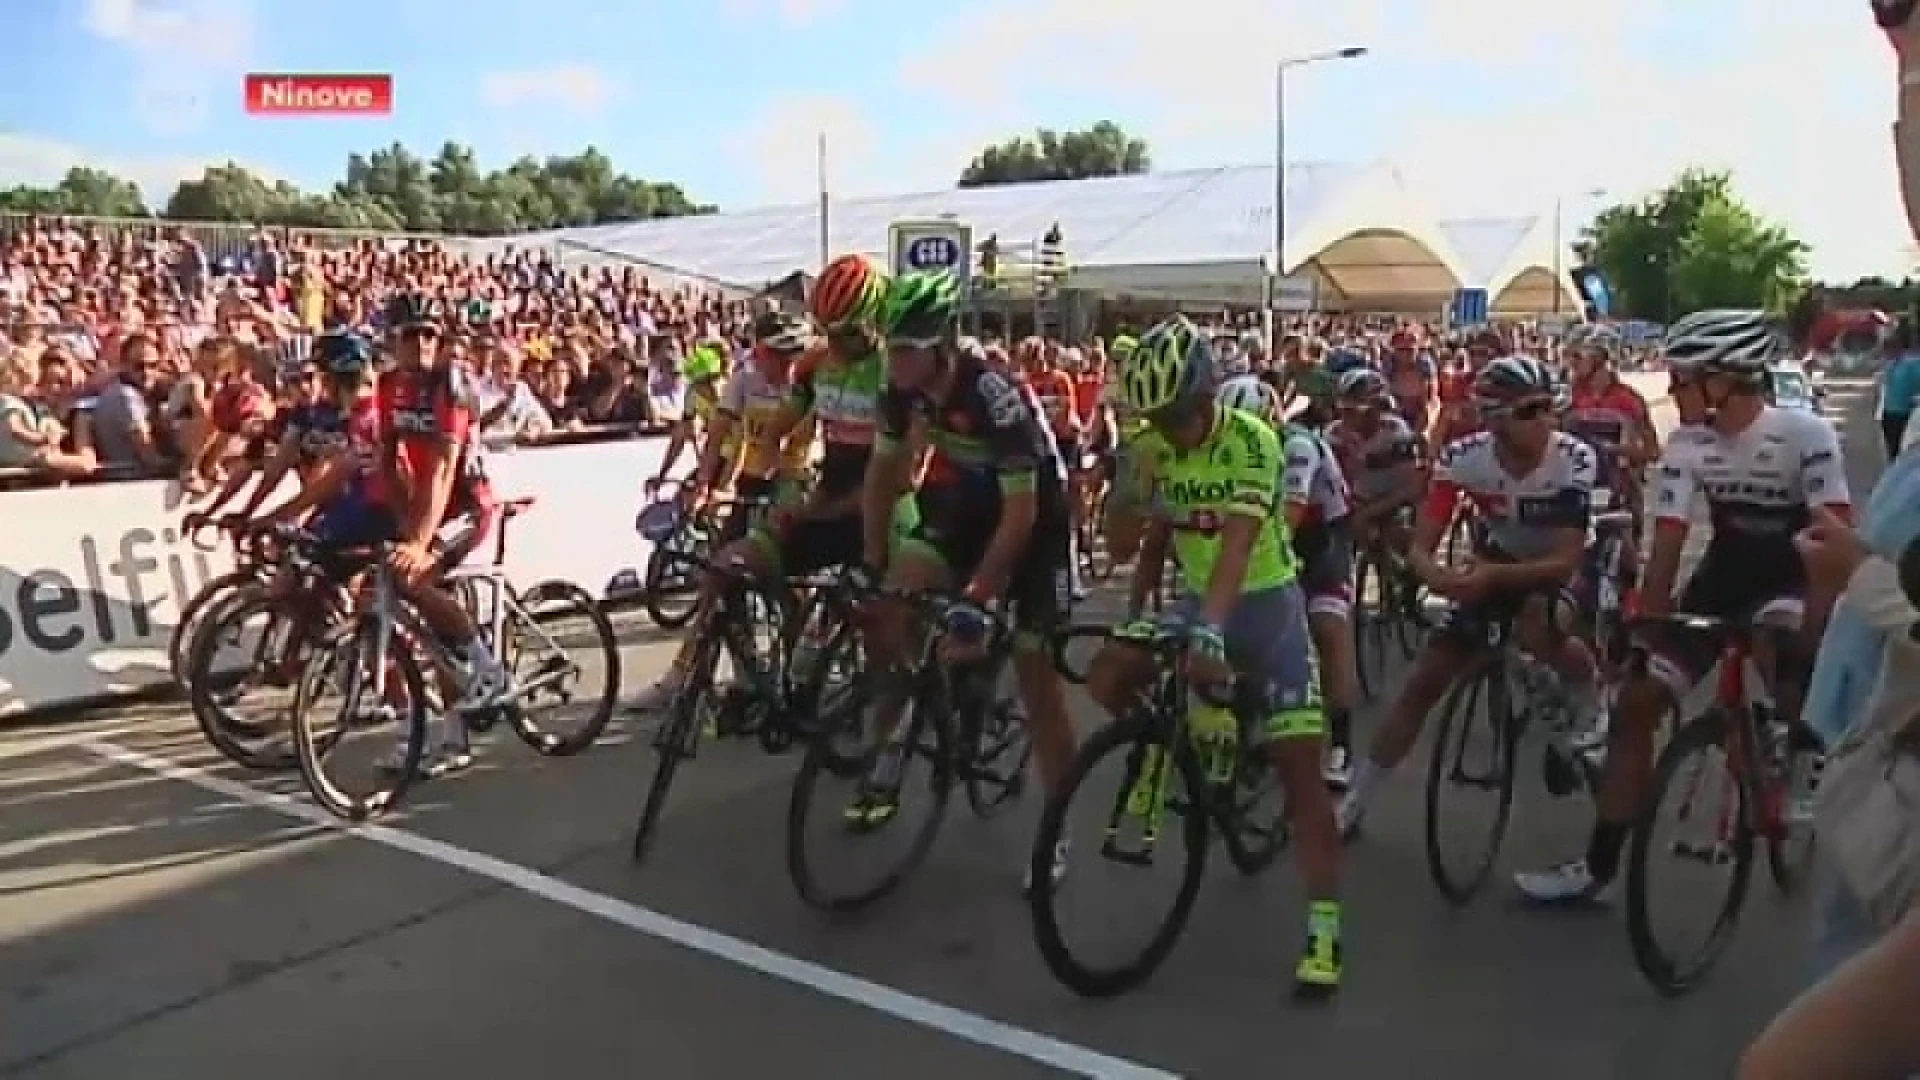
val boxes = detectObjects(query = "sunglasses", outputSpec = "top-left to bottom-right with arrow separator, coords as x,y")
887,334 -> 944,352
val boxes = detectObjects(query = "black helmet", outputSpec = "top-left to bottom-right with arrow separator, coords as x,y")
314,330 -> 375,378
752,310 -> 811,353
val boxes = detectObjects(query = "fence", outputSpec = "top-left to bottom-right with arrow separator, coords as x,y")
0,211 -> 452,268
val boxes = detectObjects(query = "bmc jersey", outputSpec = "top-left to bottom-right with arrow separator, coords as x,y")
1564,380 -> 1650,456
1652,407 -> 1850,587
378,366 -> 489,517
1280,423 -> 1351,527
1137,406 -> 1298,592
1425,431 -> 1597,560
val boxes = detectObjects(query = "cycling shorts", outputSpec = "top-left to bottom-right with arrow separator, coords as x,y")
1637,562 -> 1805,699
750,495 -> 919,576
900,484 -> 1070,648
1292,520 -> 1355,619
308,498 -> 492,577
1165,583 -> 1323,743
1433,555 -> 1572,649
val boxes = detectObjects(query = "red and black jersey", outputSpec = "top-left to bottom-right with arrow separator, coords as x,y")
378,364 -> 492,517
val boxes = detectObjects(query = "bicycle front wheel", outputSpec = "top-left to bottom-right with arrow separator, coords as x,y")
503,580 -> 621,757
184,589 -> 302,772
642,532 -> 701,629
1351,553 -> 1389,701
1027,714 -> 1210,998
632,632 -> 719,863
290,617 -> 430,822
1423,657 -> 1519,905
169,570 -> 254,688
1625,711 -> 1757,997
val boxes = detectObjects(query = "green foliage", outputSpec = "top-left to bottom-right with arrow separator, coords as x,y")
1575,169 -> 1809,321
958,121 -> 1151,188
0,143 -> 715,235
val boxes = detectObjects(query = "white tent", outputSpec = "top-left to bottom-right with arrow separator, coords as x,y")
1436,215 -> 1585,315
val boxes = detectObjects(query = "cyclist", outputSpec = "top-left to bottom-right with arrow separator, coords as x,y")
1562,324 -> 1660,525
1017,337 -> 1088,599
1337,357 -> 1602,837
1515,310 -> 1852,904
647,338 -> 731,495
1432,328 -> 1502,449
1102,334 -> 1158,563
851,271 -> 1077,889
1219,375 -> 1361,790
628,311 -> 819,711
1382,326 -> 1437,436
1326,368 -> 1423,561
1086,317 -> 1344,994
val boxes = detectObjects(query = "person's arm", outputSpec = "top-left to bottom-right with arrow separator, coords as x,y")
1800,420 -> 1858,634
2,401 -> 49,448
1639,445 -> 1698,617
1406,444 -> 1466,586
964,373 -> 1044,603
228,430 -> 303,520
861,392 -> 919,571
400,394 -> 471,550
1739,902 -> 1920,1080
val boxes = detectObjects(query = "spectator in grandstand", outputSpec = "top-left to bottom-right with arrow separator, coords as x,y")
83,330 -> 168,476
477,341 -> 553,442
0,361 -> 94,479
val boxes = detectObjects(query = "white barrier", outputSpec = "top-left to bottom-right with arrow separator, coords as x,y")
0,435 -> 670,717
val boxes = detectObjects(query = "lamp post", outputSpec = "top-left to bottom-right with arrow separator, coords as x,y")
1551,186 -> 1607,315
1270,45 -> 1368,345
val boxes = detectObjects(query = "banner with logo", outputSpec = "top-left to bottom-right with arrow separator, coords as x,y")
0,437 -> 671,717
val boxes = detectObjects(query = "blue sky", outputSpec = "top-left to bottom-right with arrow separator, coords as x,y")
1,0 -> 1908,279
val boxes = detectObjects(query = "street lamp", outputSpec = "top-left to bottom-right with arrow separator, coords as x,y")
1271,45 -> 1368,341
1552,187 -> 1607,315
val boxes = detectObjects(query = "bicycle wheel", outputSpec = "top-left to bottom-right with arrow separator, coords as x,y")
501,580 -> 621,757
1027,714 -> 1210,998
1386,561 -> 1428,660
632,631 -> 719,863
642,522 -> 704,630
1423,656 -> 1519,905
1219,749 -> 1288,876
786,679 -> 954,912
1766,738 -> 1820,894
963,697 -> 1031,818
1625,711 -> 1757,997
1351,553 -> 1389,701
290,616 -> 430,822
169,570 -> 253,688
184,589 -> 303,771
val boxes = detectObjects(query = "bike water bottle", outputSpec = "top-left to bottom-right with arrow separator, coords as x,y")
1188,701 -> 1238,785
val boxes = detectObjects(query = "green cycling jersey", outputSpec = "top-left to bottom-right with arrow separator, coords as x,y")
1135,406 -> 1299,592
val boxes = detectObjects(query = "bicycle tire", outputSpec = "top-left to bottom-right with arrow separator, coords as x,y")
1351,553 -> 1387,701
169,570 -> 254,688
1625,710 -> 1756,997
1388,562 -> 1427,661
290,617 -> 430,822
1027,715 -> 1210,998
642,538 -> 700,630
632,632 -> 719,863
786,680 -> 953,912
1765,746 -> 1819,895
503,580 -> 621,757
1219,754 -> 1288,876
783,589 -> 869,771
1423,656 -> 1519,906
184,590 -> 300,772
963,698 -> 1031,818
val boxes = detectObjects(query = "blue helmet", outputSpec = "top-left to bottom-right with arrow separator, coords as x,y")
315,330 -> 375,377
1326,347 -> 1368,377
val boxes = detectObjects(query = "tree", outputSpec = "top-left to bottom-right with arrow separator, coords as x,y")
0,167 -> 148,217
2,143 -> 717,235
1575,169 -> 1809,322
958,121 -> 1151,188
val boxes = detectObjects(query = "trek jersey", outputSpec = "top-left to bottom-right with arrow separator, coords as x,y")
1652,406 -> 1850,587
787,344 -> 884,497
1136,406 -> 1299,592
875,354 -> 1066,514
1424,431 -> 1597,560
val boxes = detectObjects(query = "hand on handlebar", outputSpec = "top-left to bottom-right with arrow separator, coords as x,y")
1181,621 -> 1233,688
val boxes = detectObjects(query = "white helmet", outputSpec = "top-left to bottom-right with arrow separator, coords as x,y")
1217,374 -> 1283,427
1662,309 -> 1781,379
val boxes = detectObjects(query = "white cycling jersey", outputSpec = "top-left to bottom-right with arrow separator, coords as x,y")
1281,423 -> 1351,526
1652,406 -> 1850,584
1427,430 -> 1597,560
1327,412 -> 1421,503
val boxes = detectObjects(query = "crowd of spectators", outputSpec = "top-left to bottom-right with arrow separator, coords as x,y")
0,214 -> 758,490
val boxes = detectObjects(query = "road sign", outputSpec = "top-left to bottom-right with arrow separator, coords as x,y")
888,219 -> 974,289
1450,288 -> 1489,327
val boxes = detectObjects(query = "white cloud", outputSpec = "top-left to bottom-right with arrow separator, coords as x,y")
82,0 -> 256,138
480,65 -> 621,114
0,132 -> 281,210
896,0 -> 1910,279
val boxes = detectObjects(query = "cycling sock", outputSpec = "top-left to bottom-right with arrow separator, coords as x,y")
1307,899 -> 1341,937
1327,707 -> 1353,752
1584,820 -> 1629,882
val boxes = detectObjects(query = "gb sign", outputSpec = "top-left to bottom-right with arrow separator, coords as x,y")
888,219 -> 973,290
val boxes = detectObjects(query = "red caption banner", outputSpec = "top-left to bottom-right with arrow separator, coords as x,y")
244,74 -> 393,116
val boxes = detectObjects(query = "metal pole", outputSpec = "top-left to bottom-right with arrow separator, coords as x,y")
1552,196 -> 1563,315
1269,63 -> 1287,351
816,132 -> 830,273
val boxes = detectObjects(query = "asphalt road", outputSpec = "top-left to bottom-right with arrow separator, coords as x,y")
0,373 -> 1886,1080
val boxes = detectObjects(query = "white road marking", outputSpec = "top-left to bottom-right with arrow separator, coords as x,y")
80,739 -> 1181,1080
0,724 -> 135,762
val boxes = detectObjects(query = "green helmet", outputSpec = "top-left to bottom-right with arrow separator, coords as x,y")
681,342 -> 726,382
1121,315 -> 1212,414
881,271 -> 960,341
1110,334 -> 1140,361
